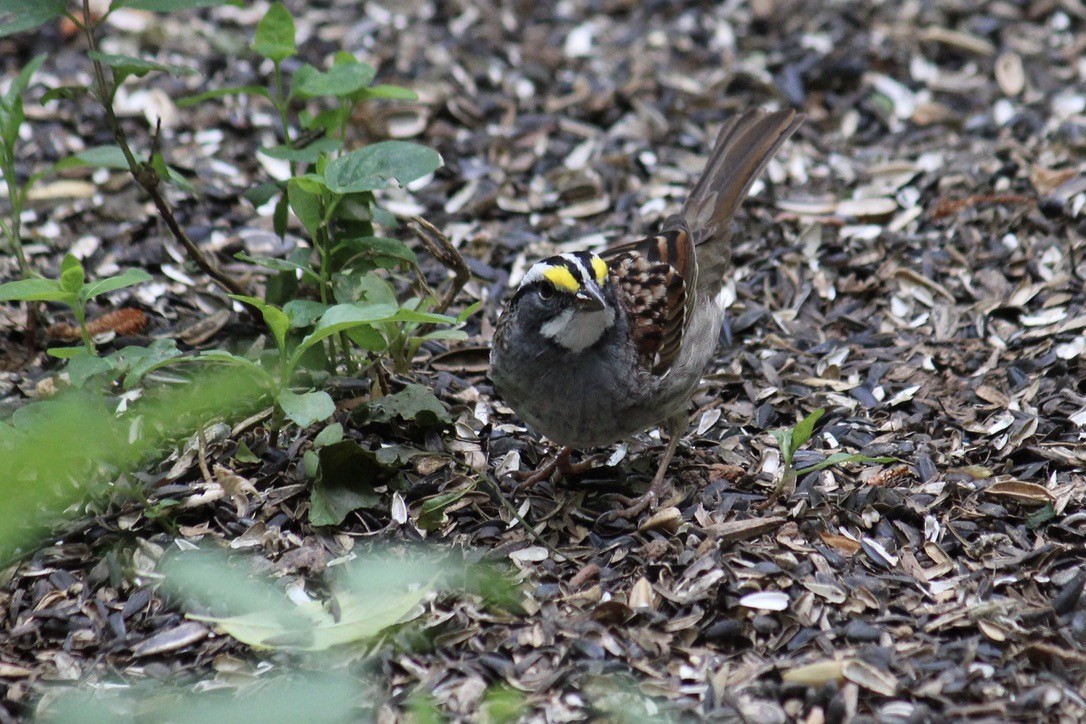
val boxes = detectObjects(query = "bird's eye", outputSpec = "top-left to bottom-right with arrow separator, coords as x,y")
537,285 -> 554,300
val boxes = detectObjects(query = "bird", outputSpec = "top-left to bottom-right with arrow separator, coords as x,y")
489,109 -> 803,519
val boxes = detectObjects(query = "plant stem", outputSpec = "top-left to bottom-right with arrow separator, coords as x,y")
0,173 -> 30,278
272,62 -> 297,178
410,217 -> 470,317
75,307 -> 94,353
79,0 -> 246,297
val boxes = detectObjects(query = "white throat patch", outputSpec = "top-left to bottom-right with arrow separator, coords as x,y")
540,306 -> 616,352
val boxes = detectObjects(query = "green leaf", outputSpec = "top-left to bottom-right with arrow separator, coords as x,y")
291,62 -> 376,100
80,268 -> 152,301
287,177 -> 324,238
272,192 -> 289,238
795,453 -> 897,475
252,2 -> 295,63
457,301 -> 482,324
0,0 -> 65,38
229,294 -> 289,353
417,329 -> 468,343
59,254 -> 85,294
1027,502 -> 1056,530
259,138 -> 341,163
771,427 -> 793,467
417,481 -> 475,531
293,302 -> 399,361
0,277 -> 64,303
324,141 -> 442,193
303,449 -> 319,478
387,308 -> 459,325
345,326 -> 387,351
57,145 -> 190,189
154,349 -> 270,382
481,686 -> 527,724
163,165 -> 196,194
313,422 -> 343,448
301,106 -> 350,134
87,51 -> 196,86
44,673 -> 359,723
208,576 -> 431,650
374,444 -> 420,467
110,339 -> 183,387
2,53 -> 45,116
57,145 -> 129,171
235,440 -> 260,464
40,85 -> 88,104
235,253 -> 321,285
243,180 -> 282,207
327,194 -> 376,226
46,346 -> 90,359
333,272 -> 397,306
357,384 -> 450,427
150,151 -> 171,181
282,299 -> 328,328
333,236 -> 417,271
357,84 -> 418,101
278,389 -> 335,429
309,440 -> 393,525
791,408 -> 825,450
67,353 -> 115,388
177,84 -> 272,108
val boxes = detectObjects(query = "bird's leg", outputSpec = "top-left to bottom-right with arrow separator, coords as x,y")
514,446 -> 601,492
605,414 -> 687,521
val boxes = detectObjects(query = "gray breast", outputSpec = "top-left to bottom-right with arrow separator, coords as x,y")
492,317 -> 682,448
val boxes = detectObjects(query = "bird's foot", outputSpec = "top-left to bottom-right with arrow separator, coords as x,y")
513,446 -> 601,492
601,416 -> 685,522
601,488 -> 662,522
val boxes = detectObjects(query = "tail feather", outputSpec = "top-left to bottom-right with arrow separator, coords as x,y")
678,109 -> 803,246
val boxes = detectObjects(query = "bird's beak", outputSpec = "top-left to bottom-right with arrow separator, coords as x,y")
574,283 -> 606,311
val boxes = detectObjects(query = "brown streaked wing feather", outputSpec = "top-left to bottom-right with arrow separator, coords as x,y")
600,110 -> 801,375
603,228 -> 693,375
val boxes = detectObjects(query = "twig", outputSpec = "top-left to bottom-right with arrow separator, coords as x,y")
1068,228 -> 1083,284
479,473 -> 577,563
410,216 -> 470,317
930,193 -> 1034,220
79,0 -> 246,298
196,425 -> 214,485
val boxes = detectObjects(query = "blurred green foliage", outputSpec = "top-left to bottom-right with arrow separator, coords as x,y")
0,366 -> 268,558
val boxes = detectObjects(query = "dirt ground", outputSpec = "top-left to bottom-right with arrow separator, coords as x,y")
2,0 -> 1086,721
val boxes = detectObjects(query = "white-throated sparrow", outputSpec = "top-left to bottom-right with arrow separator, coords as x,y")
490,109 -> 803,518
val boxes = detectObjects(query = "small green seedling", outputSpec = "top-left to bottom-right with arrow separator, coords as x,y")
771,408 -> 896,499
0,254 -> 150,353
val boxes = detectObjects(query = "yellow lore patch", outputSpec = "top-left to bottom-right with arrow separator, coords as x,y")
590,255 -> 608,284
542,265 -> 581,293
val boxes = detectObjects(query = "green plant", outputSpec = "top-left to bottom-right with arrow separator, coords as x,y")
220,293 -> 468,431
0,365 -> 268,559
2,0 -> 470,385
22,0 -> 247,295
771,408 -> 895,499
183,2 -> 450,373
0,253 -> 149,352
167,2 -> 469,430
0,0 -> 473,529
0,53 -> 48,277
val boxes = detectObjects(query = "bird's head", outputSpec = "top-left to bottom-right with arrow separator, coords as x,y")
508,251 -> 616,353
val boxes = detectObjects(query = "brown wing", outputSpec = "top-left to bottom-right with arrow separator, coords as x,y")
603,228 -> 693,375
601,110 -> 802,375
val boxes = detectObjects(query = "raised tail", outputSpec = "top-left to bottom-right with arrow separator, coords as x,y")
676,109 -> 802,247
